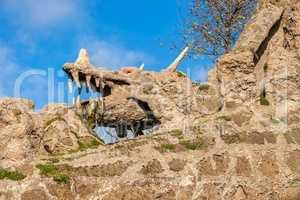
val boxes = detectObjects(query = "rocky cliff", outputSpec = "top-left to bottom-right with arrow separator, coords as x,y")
0,0 -> 300,199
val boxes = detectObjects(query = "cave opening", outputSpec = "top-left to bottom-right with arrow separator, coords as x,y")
69,78 -> 161,144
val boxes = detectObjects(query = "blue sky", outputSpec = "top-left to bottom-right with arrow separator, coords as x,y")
0,0 -> 213,109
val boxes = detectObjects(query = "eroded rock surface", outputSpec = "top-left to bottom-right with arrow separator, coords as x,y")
0,0 -> 300,199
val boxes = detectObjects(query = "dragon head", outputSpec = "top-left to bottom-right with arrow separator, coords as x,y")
63,48 -> 221,140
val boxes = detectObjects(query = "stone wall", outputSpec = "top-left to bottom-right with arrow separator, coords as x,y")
0,126 -> 299,199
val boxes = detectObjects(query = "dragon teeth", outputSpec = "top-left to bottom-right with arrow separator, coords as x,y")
71,71 -> 81,88
86,75 -> 92,91
95,78 -> 100,88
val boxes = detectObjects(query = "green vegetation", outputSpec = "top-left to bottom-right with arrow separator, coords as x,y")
263,63 -> 268,72
0,168 -> 26,181
53,174 -> 70,184
260,89 -> 270,106
36,164 -> 57,175
155,142 -> 177,153
160,143 -> 176,150
198,84 -> 210,91
36,164 -> 70,184
260,96 -> 270,106
179,138 -> 207,150
78,138 -> 101,151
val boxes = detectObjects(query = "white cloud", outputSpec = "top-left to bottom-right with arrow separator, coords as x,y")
1,0 -> 81,27
79,38 -> 156,70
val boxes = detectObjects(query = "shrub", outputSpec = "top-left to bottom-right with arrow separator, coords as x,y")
78,138 -> 101,151
260,89 -> 270,106
0,168 -> 26,181
179,138 -> 207,150
155,142 -> 177,153
53,174 -> 70,184
160,143 -> 176,150
198,84 -> 210,91
36,164 -> 70,184
36,164 -> 57,175
260,97 -> 270,106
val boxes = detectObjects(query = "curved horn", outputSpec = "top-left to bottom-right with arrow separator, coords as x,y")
166,46 -> 189,72
75,48 -> 91,68
139,63 -> 145,70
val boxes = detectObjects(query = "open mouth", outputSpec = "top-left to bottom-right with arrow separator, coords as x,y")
63,49 -> 161,143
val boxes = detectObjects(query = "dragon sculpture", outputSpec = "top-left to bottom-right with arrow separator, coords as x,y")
63,48 -> 221,140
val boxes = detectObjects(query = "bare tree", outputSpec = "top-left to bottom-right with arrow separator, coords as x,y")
183,0 -> 257,58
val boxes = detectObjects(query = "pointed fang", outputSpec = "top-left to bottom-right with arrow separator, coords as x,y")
86,75 -> 92,91
95,78 -> 100,88
71,71 -> 81,88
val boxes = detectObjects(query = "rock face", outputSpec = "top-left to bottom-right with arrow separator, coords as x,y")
0,99 -> 36,166
36,104 -> 98,155
216,0 -> 300,113
214,0 -> 300,147
0,99 -> 99,167
0,0 -> 300,199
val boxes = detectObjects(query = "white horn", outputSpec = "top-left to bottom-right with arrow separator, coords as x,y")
71,71 -> 81,88
139,63 -> 145,70
76,48 -> 90,67
166,46 -> 189,72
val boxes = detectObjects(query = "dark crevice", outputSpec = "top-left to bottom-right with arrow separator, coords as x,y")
108,97 -> 161,138
127,96 -> 158,120
80,96 -> 161,141
254,15 -> 282,65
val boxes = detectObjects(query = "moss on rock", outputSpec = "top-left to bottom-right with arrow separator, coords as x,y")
0,168 -> 26,181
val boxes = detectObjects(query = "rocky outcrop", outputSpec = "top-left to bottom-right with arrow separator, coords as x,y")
36,104 -> 98,155
0,0 -> 300,199
0,99 -> 99,168
0,99 -> 36,166
216,0 -> 300,111
213,0 -> 300,142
